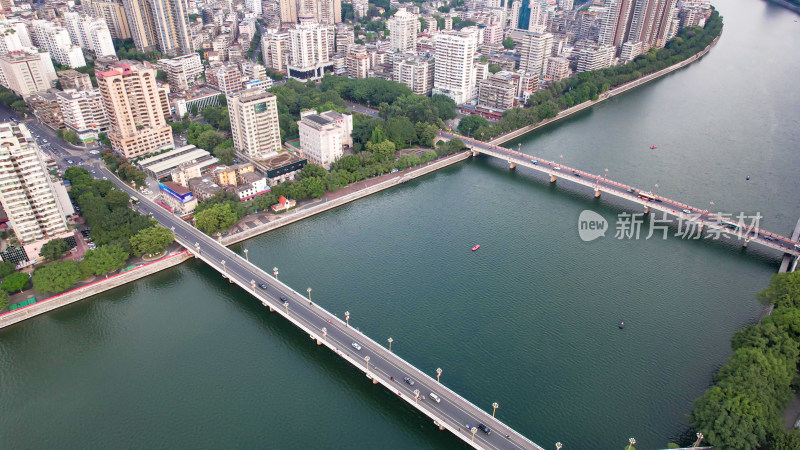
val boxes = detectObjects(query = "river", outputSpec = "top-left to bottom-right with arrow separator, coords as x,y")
2,1 -> 799,448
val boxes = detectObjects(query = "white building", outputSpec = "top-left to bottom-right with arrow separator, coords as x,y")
518,31 -> 553,78
393,56 -> 434,96
56,89 -> 109,142
297,110 -> 353,168
0,122 -> 69,245
432,28 -> 479,105
346,44 -> 370,79
287,15 -> 333,80
576,45 -> 615,72
388,8 -> 418,52
0,50 -> 55,97
157,53 -> 203,91
63,12 -> 116,57
228,88 -> 283,159
30,20 -> 86,68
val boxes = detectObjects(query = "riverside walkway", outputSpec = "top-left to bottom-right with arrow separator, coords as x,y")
442,130 -> 800,264
102,166 -> 545,450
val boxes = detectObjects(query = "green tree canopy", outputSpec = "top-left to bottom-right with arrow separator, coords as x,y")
33,260 -> 81,294
40,238 -> 69,261
1,272 -> 29,292
0,289 -> 8,310
84,244 -> 129,276
195,203 -> 239,235
458,115 -> 490,137
0,260 -> 15,278
129,226 -> 174,257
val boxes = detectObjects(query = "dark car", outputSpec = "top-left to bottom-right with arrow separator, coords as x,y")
478,423 -> 491,435
404,377 -> 415,386
280,296 -> 288,303
258,283 -> 268,289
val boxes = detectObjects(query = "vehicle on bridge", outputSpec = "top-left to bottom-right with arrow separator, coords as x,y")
638,192 -> 656,201
404,377 -> 415,386
351,342 -> 362,351
429,393 -> 441,403
258,283 -> 268,289
478,423 -> 492,435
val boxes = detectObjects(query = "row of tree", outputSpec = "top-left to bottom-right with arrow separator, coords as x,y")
30,168 -> 174,295
475,10 -> 724,142
688,270 -> 800,449
0,85 -> 27,115
102,149 -> 148,187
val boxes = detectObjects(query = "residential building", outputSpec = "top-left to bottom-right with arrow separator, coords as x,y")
158,53 -> 203,91
279,0 -> 298,24
57,69 -> 93,90
30,20 -> 86,68
262,152 -> 306,186
158,181 -> 197,214
206,64 -> 242,95
518,31 -> 553,78
235,172 -> 270,201
96,62 -> 174,159
63,12 -> 117,57
388,8 -> 418,52
346,44 -> 370,79
477,72 -> 517,112
297,110 -> 352,168
122,0 -> 159,52
393,55 -> 434,96
545,56 -> 570,81
287,17 -> 333,80
262,31 -> 289,72
0,123 -> 69,245
27,92 -> 65,130
171,84 -> 222,119
619,40 -> 644,62
85,0 -> 133,40
335,23 -> 354,53
122,0 -> 192,56
432,28 -> 479,104
227,88 -> 282,159
576,45 -> 615,72
240,62 -> 267,82
0,51 -> 54,97
56,89 -> 109,143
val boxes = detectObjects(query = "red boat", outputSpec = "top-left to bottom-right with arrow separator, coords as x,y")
650,145 -> 658,149
472,245 -> 480,251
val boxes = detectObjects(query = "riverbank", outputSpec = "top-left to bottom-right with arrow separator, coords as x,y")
222,150 -> 471,246
0,250 -> 192,330
765,0 -> 800,14
489,34 -> 722,147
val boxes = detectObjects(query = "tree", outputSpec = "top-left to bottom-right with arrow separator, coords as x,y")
156,69 -> 167,82
40,239 -> 69,261
1,272 -> 29,292
489,64 -> 502,74
297,163 -> 328,180
365,140 -> 396,163
98,132 -> 111,147
84,244 -> 130,276
757,271 -> 800,309
104,189 -> 130,209
195,203 -> 239,235
33,261 -> 82,294
129,226 -> 174,257
0,290 -> 8,310
0,260 -> 15,278
195,129 -> 225,151
503,37 -> 515,49
458,115 -> 489,137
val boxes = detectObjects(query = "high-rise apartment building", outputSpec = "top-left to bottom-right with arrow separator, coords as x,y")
262,32 -> 289,72
85,0 -> 133,40
388,8 -> 418,52
96,62 -> 174,158
227,88 -> 282,159
346,44 -> 370,79
56,89 -> 109,142
598,0 -> 678,53
393,56 -> 434,96
30,20 -> 87,68
63,12 -> 117,58
334,23 -> 354,54
279,0 -> 298,24
576,45 -> 615,72
0,51 -> 55,97
432,28 -> 479,105
0,123 -> 69,244
157,53 -> 202,91
518,31 -> 553,78
122,0 -> 192,56
287,16 -> 333,80
205,64 -> 242,95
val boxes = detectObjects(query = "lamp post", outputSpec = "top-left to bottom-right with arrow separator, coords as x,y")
556,443 -> 563,450
322,327 -> 327,341
345,311 -> 350,327
364,355 -> 370,374
518,143 -> 521,154
693,433 -> 704,448
195,242 -> 199,252
492,402 -> 499,417
471,427 -> 477,442
707,201 -> 714,217
307,287 -> 312,301
436,368 -> 442,383
559,154 -> 564,167
273,267 -> 278,279
387,337 -> 393,352
604,168 -> 608,181
414,389 -> 420,403
250,279 -> 255,291
244,248 -> 249,262
221,260 -> 226,276
284,299 -> 289,315
626,438 -> 636,450
653,184 -> 659,196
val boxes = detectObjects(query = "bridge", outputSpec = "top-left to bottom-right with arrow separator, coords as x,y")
101,167 -> 544,450
441,131 -> 800,266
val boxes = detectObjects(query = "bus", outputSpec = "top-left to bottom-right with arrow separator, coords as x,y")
130,196 -> 140,204
638,192 -> 656,202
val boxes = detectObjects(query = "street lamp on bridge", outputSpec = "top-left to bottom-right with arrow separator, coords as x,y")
436,368 -> 442,383
283,299 -> 289,315
492,402 -> 499,417
307,287 -> 311,301
322,327 -> 327,341
471,427 -> 477,442
194,242 -> 200,253
693,432 -> 704,448
345,311 -> 350,327
221,260 -> 226,276
387,337 -> 393,352
626,438 -> 636,450
243,248 -> 249,262
273,267 -> 279,279
556,443 -> 563,450
559,154 -> 564,167
365,355 -> 370,374
414,389 -> 420,403
653,184 -> 659,196
250,279 -> 255,291
604,168 -> 608,180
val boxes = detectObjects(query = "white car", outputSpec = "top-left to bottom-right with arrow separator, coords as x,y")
429,393 -> 441,403
682,209 -> 691,214
351,342 -> 362,351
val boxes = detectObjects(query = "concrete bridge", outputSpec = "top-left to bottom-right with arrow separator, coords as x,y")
102,167 -> 545,450
441,131 -> 800,267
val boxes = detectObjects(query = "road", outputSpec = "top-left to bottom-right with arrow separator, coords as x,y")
442,131 -> 800,257
346,102 -> 380,118
96,164 -> 543,450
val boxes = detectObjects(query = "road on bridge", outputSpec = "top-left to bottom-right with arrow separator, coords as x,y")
97,164 -> 543,450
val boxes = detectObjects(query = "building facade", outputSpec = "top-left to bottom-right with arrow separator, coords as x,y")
432,28 -> 479,105
158,53 -> 203,92
56,89 -> 109,142
227,88 -> 283,159
297,110 -> 352,167
388,8 -> 418,52
0,51 -> 54,97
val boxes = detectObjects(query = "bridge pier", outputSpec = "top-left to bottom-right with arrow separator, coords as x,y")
268,305 -> 275,312
434,421 -> 445,431
743,238 -> 750,248
792,256 -> 799,273
508,161 -> 516,170
594,188 -> 601,198
316,338 -> 323,345
644,205 -> 650,214
372,378 -> 379,384
550,174 -> 557,183
471,149 -> 479,157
